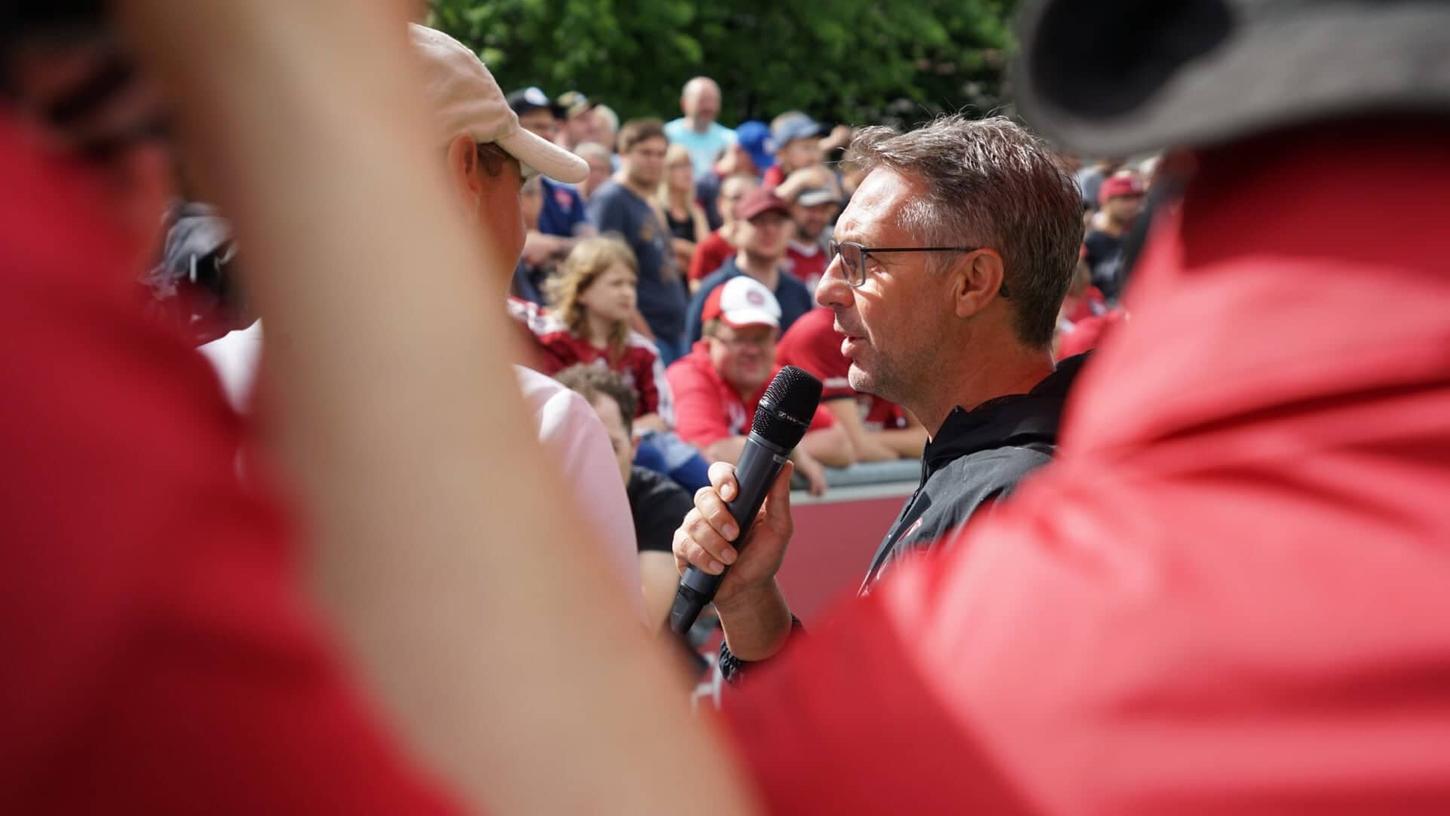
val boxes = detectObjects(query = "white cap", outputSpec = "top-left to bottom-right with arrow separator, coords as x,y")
408,24 -> 588,184
704,276 -> 781,330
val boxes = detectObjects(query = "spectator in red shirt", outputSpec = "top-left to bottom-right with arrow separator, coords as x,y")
525,236 -> 713,490
688,172 -> 760,287
776,306 -> 927,461
667,276 -> 853,494
775,168 -> 842,291
533,236 -> 671,430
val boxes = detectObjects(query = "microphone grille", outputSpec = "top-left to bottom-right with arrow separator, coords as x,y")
751,366 -> 823,449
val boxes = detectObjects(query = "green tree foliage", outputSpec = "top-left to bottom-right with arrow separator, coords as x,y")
428,0 -> 1016,128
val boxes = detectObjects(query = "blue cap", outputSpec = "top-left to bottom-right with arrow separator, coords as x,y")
734,120 -> 774,172
770,112 -> 821,149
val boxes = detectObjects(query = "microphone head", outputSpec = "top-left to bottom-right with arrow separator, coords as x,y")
752,366 -> 823,450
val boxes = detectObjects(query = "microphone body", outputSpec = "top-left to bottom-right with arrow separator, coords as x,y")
667,366 -> 822,636
667,431 -> 790,634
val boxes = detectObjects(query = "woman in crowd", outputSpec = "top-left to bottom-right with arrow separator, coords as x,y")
657,144 -> 710,275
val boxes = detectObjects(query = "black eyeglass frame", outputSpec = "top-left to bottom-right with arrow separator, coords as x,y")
827,240 -> 1005,296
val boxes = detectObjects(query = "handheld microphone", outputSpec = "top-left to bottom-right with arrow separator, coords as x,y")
667,366 -> 822,635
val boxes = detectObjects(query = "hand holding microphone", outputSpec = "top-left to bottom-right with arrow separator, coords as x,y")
667,366 -> 821,641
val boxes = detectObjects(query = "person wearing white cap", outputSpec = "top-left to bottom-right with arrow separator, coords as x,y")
666,276 -> 852,496
406,23 -> 643,617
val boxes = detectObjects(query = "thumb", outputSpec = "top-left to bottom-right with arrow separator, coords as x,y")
762,460 -> 794,525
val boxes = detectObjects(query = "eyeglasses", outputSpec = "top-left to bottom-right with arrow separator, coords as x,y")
827,240 -> 998,293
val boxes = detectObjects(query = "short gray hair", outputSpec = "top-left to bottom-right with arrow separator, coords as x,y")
845,115 -> 1083,349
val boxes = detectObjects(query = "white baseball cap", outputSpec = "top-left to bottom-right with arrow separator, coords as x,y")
703,276 -> 781,330
408,24 -> 588,184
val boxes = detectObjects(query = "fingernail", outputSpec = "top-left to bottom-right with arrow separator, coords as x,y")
723,523 -> 739,540
723,484 -> 735,500
708,560 -> 725,574
721,548 -> 737,564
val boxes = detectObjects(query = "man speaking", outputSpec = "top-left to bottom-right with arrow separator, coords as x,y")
672,115 -> 1084,673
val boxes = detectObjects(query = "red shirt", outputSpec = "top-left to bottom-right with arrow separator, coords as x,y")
775,307 -> 909,430
783,241 -> 828,290
723,125 -> 1450,812
1056,308 -> 1125,360
0,121 -> 458,813
689,229 -> 735,283
666,342 -> 834,449
512,301 -> 670,419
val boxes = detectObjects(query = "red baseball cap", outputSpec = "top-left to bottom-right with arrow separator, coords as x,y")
1098,173 -> 1145,204
702,277 -> 781,330
734,188 -> 792,222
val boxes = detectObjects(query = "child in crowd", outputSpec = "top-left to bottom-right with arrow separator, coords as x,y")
534,237 -> 712,490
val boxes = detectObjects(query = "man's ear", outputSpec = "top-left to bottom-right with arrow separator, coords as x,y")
445,134 -> 481,203
951,248 -> 1007,319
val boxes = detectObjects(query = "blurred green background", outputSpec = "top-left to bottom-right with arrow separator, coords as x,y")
428,0 -> 1017,127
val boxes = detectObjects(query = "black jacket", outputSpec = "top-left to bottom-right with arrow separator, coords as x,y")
860,354 -> 1086,590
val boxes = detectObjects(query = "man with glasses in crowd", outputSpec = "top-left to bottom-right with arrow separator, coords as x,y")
672,115 -> 1085,676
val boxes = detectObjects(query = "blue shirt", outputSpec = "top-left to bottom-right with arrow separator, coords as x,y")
684,257 -> 815,344
537,177 -> 589,238
664,119 -> 736,180
586,180 -> 688,344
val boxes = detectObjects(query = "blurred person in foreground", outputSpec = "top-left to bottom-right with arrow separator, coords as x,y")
674,114 -> 1085,679
664,76 -> 735,180
684,187 -> 815,343
24,0 -> 1450,814
667,277 -> 851,495
555,364 -> 693,628
3,1 -> 745,813
691,1 -> 1450,810
587,118 -> 690,363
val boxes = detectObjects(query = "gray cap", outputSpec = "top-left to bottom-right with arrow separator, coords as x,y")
1013,0 -> 1450,155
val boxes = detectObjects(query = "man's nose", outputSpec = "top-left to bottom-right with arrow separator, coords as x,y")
815,258 -> 853,308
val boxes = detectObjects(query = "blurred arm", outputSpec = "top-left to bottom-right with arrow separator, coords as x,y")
115,2 -> 754,813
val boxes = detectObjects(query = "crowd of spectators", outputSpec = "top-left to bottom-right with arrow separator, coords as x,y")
171,65 -> 1162,603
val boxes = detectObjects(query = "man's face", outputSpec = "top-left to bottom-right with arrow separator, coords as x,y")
684,85 -> 720,123
517,108 -> 559,141
583,154 -> 613,197
577,263 -> 638,324
738,211 -> 791,262
622,136 -> 668,190
815,167 -> 953,404
465,148 -> 527,278
717,178 -> 757,225
779,137 -> 820,173
1104,193 -> 1143,223
583,112 -> 616,149
589,395 -> 635,486
708,323 -> 778,395
791,201 -> 837,243
563,112 -> 593,145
